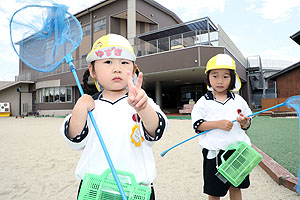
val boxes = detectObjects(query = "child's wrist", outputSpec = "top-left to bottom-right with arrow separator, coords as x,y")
136,101 -> 149,113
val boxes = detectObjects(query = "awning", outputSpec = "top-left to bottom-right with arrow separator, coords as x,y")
137,17 -> 218,41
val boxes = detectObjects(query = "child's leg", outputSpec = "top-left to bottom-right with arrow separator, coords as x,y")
208,195 -> 220,200
202,149 -> 231,197
229,186 -> 242,200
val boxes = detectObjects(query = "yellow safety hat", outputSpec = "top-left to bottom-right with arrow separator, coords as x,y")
86,34 -> 136,63
205,54 -> 241,92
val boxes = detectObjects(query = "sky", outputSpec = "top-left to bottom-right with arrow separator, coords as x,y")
0,0 -> 300,81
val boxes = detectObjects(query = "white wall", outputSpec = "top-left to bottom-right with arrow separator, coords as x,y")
0,84 -> 32,116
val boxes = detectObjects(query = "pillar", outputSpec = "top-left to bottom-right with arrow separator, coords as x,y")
127,0 -> 136,46
155,81 -> 162,108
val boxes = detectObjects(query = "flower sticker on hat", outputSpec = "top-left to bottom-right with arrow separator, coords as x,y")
94,41 -> 103,49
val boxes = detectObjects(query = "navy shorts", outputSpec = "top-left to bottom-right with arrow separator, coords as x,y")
202,148 -> 250,197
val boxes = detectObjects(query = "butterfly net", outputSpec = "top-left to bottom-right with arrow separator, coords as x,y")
286,96 -> 300,193
9,4 -> 82,72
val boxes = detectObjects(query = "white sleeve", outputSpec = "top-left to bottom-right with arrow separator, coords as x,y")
191,97 -> 206,124
141,98 -> 169,141
59,114 -> 88,151
191,97 -> 207,133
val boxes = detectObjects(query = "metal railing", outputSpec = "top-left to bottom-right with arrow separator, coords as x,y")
134,30 -> 219,57
15,58 -> 88,81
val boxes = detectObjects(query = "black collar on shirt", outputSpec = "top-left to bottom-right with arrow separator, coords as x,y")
204,91 -> 235,104
92,91 -> 128,105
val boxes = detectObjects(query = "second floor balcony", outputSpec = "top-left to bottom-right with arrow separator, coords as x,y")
134,17 -> 218,57
16,17 -> 246,82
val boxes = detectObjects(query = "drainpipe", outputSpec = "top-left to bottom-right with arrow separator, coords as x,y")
17,86 -> 22,116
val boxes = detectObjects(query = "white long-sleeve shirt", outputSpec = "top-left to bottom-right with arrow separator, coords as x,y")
60,92 -> 168,185
191,91 -> 252,151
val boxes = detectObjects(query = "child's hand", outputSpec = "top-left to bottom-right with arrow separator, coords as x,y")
69,94 -> 94,138
217,120 -> 233,131
75,94 -> 95,112
236,113 -> 251,129
127,71 -> 148,111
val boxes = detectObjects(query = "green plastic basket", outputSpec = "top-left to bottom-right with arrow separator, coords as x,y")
78,169 -> 151,200
217,142 -> 263,187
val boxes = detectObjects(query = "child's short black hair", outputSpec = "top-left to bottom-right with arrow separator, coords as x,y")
206,69 -> 236,91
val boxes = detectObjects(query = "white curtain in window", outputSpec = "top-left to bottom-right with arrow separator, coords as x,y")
66,87 -> 72,102
60,87 -> 66,102
55,87 -> 60,101
49,87 -> 54,102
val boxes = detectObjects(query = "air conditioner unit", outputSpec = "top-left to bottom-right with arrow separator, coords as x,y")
0,102 -> 11,117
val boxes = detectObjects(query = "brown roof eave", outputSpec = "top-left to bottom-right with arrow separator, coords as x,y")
0,81 -> 34,92
290,30 -> 300,45
267,61 -> 300,81
74,0 -> 116,18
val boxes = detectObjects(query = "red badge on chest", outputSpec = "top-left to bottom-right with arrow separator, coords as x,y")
132,113 -> 140,122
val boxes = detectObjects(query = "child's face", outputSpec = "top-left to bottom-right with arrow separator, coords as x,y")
90,58 -> 136,92
209,69 -> 231,94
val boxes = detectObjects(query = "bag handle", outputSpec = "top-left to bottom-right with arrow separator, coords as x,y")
220,144 -> 238,163
102,169 -> 137,185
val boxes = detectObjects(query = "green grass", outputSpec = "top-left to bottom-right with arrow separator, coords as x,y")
167,115 -> 191,120
247,116 -> 300,176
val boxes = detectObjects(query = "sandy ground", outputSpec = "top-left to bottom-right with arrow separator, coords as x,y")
0,117 -> 299,199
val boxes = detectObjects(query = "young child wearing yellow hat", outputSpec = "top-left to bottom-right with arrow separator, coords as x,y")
191,54 -> 252,200
60,34 -> 168,199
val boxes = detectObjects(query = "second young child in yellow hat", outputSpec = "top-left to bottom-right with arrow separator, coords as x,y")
192,54 -> 252,200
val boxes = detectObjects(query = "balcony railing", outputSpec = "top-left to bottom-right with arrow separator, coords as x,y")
15,58 -> 89,81
134,29 -> 219,57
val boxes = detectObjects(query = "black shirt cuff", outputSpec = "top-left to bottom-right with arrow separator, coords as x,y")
64,117 -> 89,143
142,112 -> 166,141
193,119 -> 206,133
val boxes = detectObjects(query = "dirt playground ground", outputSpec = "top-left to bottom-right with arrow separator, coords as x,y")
0,117 -> 299,199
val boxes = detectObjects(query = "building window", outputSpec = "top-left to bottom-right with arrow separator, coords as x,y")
36,87 -> 72,103
81,54 -> 88,68
82,24 -> 91,36
44,88 -> 49,102
60,87 -> 66,102
94,18 -> 106,32
181,85 -> 203,102
66,87 -> 72,102
55,87 -> 60,102
49,87 -> 54,102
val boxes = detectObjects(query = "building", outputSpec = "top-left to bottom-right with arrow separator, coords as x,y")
246,56 -> 294,108
267,61 -> 300,98
262,30 -> 300,100
259,29 -> 300,113
0,0 -> 250,116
